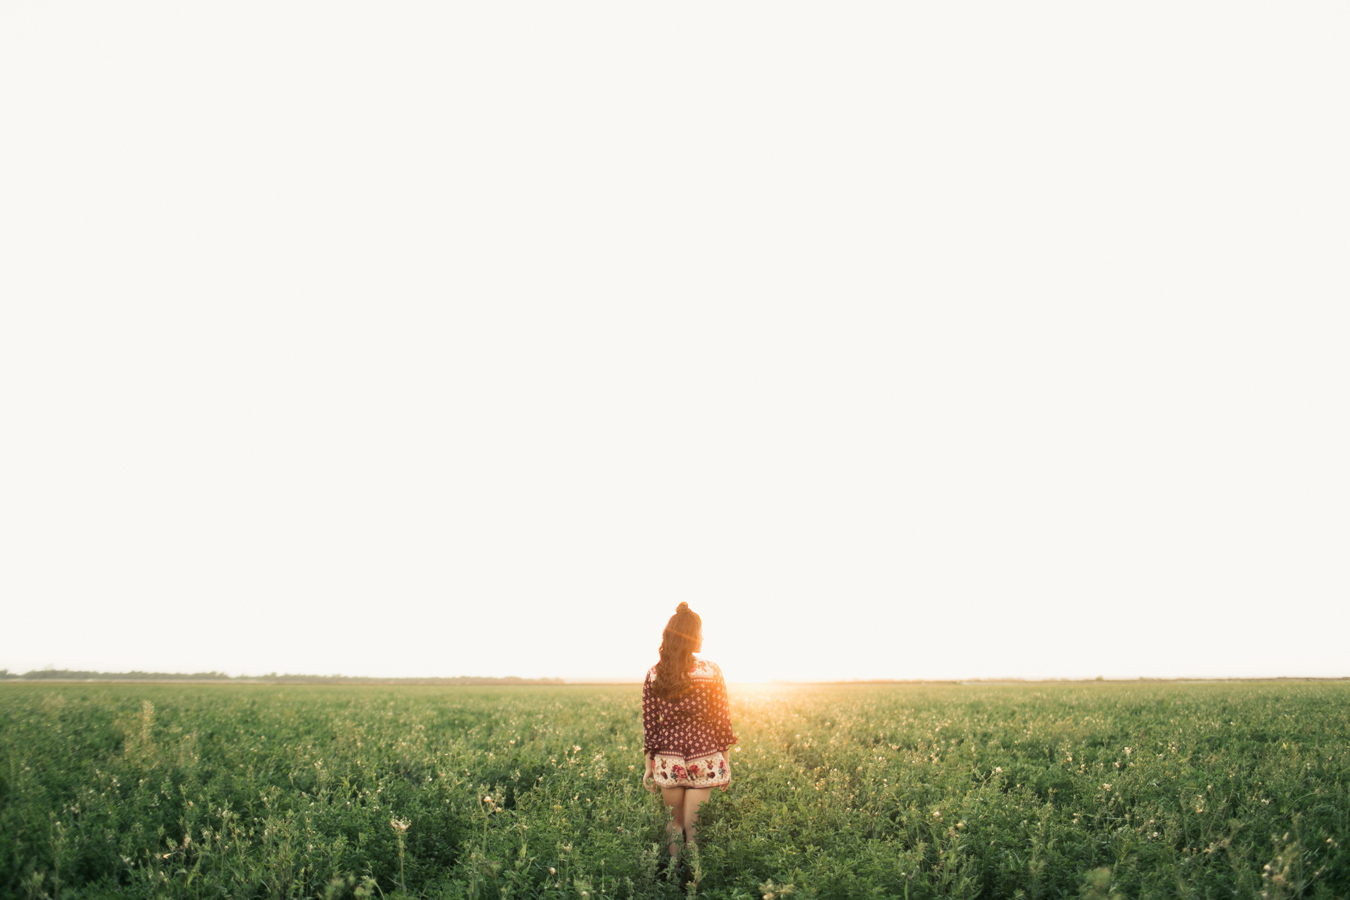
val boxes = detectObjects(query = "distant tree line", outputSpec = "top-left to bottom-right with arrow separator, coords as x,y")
0,669 -> 565,685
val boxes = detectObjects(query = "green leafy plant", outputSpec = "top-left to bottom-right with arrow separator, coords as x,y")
1,681 -> 1347,898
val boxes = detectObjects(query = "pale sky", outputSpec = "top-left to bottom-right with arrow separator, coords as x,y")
2,4 -> 1347,684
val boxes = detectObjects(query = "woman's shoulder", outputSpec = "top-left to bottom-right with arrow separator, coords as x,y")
690,658 -> 722,680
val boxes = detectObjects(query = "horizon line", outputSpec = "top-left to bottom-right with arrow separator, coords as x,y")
3,668 -> 1347,686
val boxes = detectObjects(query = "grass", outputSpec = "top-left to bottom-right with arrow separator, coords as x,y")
1,681 -> 1347,899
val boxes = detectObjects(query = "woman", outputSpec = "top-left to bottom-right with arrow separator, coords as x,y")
641,602 -> 737,866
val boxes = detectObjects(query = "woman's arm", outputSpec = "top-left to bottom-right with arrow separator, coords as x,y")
714,664 -> 737,790
641,671 -> 655,755
642,754 -> 658,793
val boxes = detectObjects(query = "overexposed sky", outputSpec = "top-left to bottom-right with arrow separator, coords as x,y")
2,4 -> 1347,683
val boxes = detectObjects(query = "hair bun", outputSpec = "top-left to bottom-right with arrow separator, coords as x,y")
675,602 -> 690,613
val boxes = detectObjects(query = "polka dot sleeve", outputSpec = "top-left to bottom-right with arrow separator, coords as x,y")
711,662 -> 738,751
642,671 -> 657,755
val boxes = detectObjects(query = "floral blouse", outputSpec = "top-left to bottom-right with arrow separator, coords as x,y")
642,658 -> 737,758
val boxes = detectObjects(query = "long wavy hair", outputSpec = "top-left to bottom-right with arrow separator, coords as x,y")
652,602 -> 702,700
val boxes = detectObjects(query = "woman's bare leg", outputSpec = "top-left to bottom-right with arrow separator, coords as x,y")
682,787 -> 712,852
659,787 -> 685,857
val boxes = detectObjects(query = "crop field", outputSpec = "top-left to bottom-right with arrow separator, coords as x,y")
2,681 -> 1348,900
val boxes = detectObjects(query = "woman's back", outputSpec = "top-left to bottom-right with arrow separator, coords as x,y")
642,658 -> 736,760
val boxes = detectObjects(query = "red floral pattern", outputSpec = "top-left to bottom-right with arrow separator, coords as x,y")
649,749 -> 731,788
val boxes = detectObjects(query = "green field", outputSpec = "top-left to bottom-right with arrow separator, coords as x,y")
2,681 -> 1347,899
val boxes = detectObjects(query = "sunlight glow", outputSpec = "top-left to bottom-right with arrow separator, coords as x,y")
1,5 -> 1346,683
